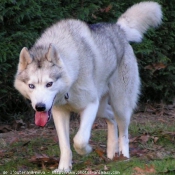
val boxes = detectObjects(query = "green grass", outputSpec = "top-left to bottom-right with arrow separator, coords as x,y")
0,118 -> 175,175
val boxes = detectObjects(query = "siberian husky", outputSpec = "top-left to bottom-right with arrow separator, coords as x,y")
14,1 -> 162,172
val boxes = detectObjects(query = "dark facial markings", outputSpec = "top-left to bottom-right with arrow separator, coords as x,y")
37,60 -> 42,68
49,72 -> 62,81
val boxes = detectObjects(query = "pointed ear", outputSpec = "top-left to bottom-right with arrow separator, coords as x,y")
18,47 -> 33,73
46,44 -> 59,63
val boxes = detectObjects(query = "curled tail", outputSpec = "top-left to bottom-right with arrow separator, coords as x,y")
117,1 -> 162,42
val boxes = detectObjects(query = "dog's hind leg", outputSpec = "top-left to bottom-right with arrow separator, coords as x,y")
52,106 -> 72,173
109,48 -> 140,158
109,101 -> 132,158
109,81 -> 132,158
73,98 -> 99,155
97,94 -> 119,159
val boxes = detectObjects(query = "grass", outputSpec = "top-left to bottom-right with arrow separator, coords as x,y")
0,113 -> 175,175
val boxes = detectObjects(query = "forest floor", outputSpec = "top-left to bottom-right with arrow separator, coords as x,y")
0,103 -> 175,175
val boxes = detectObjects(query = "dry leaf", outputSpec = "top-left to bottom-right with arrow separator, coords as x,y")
0,149 -> 6,157
153,136 -> 159,143
130,147 -> 148,157
95,147 -> 108,161
140,134 -> 150,143
133,165 -> 156,174
0,138 -> 7,147
0,125 -> 12,133
130,136 -> 139,143
30,153 -> 59,170
9,137 -> 19,145
113,153 -> 128,161
158,118 -> 168,123
146,152 -> 158,160
11,119 -> 25,130
84,159 -> 92,166
92,123 -> 99,129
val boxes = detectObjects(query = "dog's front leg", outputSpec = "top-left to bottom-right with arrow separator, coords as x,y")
73,98 -> 99,155
52,106 -> 72,173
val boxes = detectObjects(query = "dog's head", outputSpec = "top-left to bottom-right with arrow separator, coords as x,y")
14,45 -> 71,126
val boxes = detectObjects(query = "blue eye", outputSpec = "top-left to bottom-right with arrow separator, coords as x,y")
46,82 -> 53,88
29,84 -> 35,89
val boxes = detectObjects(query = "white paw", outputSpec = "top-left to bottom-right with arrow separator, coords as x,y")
74,143 -> 92,155
119,136 -> 130,158
73,133 -> 92,155
55,151 -> 72,174
107,142 -> 119,159
52,168 -> 71,174
120,148 -> 130,158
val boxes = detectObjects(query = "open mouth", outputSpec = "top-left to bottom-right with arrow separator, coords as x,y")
35,108 -> 52,127
34,96 -> 56,127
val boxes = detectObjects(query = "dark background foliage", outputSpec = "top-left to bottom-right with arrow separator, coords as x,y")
0,0 -> 175,121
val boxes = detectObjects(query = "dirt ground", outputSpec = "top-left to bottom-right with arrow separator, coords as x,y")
0,103 -> 175,175
0,103 -> 175,144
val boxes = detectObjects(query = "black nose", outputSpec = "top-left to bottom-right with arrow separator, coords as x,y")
35,103 -> 46,111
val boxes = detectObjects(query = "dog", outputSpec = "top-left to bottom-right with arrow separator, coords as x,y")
14,1 -> 162,172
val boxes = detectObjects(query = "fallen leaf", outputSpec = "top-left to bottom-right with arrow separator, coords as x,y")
0,125 -> 12,133
158,118 -> 168,123
22,141 -> 30,146
162,131 -> 175,136
84,159 -> 92,166
130,147 -> 148,157
133,165 -> 156,174
95,147 -> 104,156
95,147 -> 107,161
0,138 -> 7,147
140,134 -> 150,143
113,153 -> 128,161
130,136 -> 139,143
92,123 -> 99,129
39,146 -> 48,151
30,153 -> 59,170
146,152 -> 158,160
160,131 -> 175,141
153,136 -> 159,143
0,149 -> 6,157
11,119 -> 25,130
9,137 -> 19,145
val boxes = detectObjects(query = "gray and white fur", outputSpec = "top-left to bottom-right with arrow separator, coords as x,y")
14,2 -> 162,172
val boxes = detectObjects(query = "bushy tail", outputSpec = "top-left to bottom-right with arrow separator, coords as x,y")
117,1 -> 162,42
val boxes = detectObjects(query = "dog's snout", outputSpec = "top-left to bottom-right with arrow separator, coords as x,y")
35,103 -> 46,111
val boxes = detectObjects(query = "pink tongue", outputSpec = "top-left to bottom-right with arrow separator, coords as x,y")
35,112 -> 48,127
